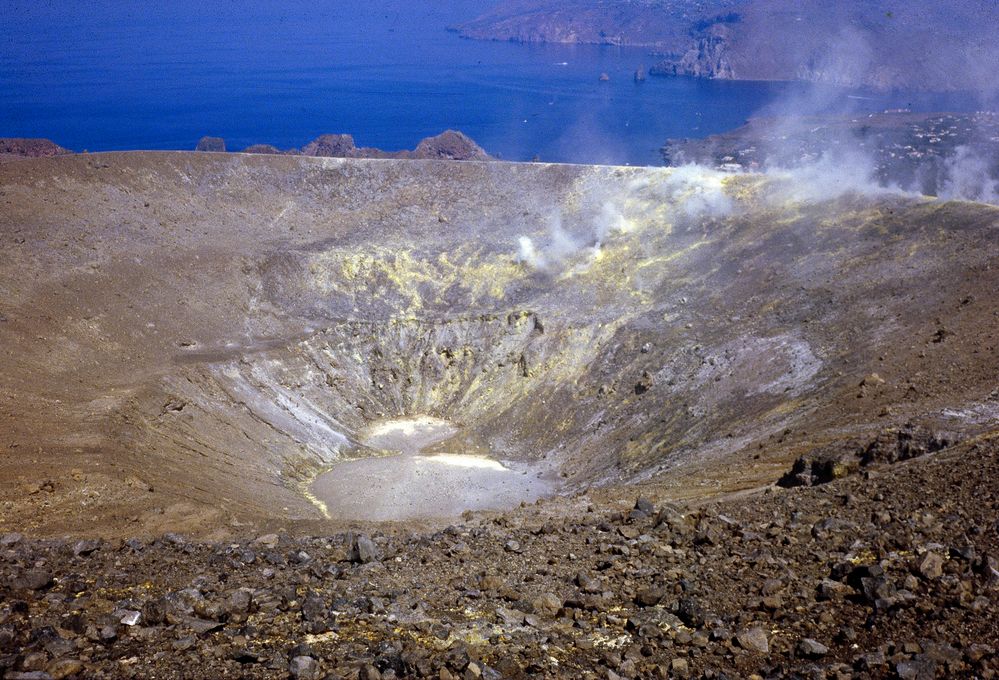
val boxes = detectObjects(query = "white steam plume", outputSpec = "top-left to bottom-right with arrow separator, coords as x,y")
515,165 -> 739,271
938,146 -> 999,204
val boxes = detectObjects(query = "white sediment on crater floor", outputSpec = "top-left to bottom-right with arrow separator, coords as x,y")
418,454 -> 507,471
311,416 -> 551,521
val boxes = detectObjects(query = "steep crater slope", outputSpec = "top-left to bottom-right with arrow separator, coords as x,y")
1,153 -> 997,536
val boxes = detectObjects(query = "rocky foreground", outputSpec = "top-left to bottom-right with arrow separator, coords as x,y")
2,429 -> 997,679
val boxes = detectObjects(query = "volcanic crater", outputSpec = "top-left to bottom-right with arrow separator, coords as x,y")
1,152 -> 998,537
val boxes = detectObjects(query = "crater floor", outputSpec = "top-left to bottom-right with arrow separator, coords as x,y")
312,416 -> 552,521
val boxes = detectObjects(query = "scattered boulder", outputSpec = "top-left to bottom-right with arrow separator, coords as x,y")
861,423 -> 958,465
532,592 -> 562,617
797,638 -> 829,658
575,572 -> 603,594
917,552 -> 945,580
289,655 -> 321,680
11,570 -> 53,591
225,588 -> 254,617
736,627 -> 770,654
254,533 -> 280,548
634,497 -> 655,515
72,539 -> 100,557
635,587 -> 665,607
778,449 -> 859,487
676,596 -> 707,628
350,533 -> 381,564
896,656 -> 937,680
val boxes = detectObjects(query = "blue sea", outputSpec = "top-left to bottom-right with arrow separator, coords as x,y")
0,1 -> 981,165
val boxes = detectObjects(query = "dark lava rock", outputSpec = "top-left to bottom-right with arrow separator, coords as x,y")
225,588 -> 253,616
141,598 -> 167,625
72,539 -> 100,557
350,533 -> 381,564
195,136 -> 226,152
635,588 -> 665,607
896,655 -> 937,680
301,592 -> 327,622
11,570 -> 52,591
575,572 -> 602,594
634,497 -> 655,515
183,615 -> 223,636
676,596 -> 707,628
778,450 -> 858,487
634,371 -> 654,395
861,422 -> 957,465
797,638 -> 829,658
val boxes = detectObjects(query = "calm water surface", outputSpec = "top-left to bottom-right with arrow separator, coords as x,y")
0,1 -> 980,165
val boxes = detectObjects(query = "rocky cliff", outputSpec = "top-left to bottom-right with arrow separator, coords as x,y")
455,0 -> 999,92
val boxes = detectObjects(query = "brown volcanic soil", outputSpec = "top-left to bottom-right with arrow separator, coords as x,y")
0,152 -> 998,677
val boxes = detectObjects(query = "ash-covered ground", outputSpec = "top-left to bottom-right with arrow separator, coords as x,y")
1,153 -> 998,679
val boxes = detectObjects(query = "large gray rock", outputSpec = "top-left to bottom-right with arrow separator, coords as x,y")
11,570 -> 53,591
289,656 -> 321,680
350,533 -> 381,564
736,627 -> 770,654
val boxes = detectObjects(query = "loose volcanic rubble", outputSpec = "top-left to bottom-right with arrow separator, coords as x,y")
2,435 -> 997,679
